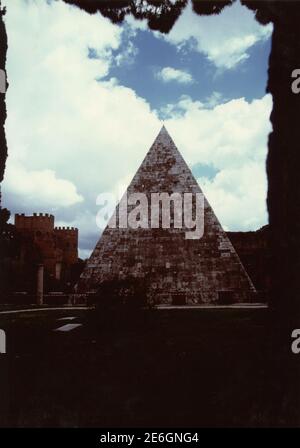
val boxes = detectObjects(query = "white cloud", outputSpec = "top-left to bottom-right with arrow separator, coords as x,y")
204,91 -> 224,108
2,0 -> 272,257
199,163 -> 267,231
162,93 -> 272,231
5,163 -> 83,208
115,40 -> 138,66
155,1 -> 272,70
2,0 -> 160,254
156,66 -> 194,84
125,14 -> 148,32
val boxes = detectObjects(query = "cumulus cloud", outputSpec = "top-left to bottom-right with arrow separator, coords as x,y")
5,163 -> 83,208
2,0 -> 272,258
2,0 -> 160,256
199,162 -> 267,231
156,67 -> 194,84
155,1 -> 272,70
161,93 -> 273,231
204,92 -> 224,108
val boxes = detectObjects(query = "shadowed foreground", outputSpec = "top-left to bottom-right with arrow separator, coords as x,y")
0,307 -> 298,427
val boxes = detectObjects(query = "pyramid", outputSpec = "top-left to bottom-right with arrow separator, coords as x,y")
78,126 -> 256,305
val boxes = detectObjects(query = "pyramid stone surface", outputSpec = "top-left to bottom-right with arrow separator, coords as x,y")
78,126 -> 256,304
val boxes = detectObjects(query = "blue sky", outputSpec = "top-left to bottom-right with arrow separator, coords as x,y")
2,0 -> 273,258
107,24 -> 271,112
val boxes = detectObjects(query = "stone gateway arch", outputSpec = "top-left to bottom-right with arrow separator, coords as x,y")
78,126 -> 256,305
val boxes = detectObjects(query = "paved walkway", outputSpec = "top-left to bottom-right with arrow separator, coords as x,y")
0,306 -> 89,315
156,303 -> 268,310
0,303 -> 268,316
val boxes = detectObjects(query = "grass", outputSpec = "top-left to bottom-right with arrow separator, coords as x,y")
0,307 -> 298,427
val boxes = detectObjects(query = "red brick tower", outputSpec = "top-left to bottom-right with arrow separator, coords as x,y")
54,227 -> 78,265
14,214 -> 78,282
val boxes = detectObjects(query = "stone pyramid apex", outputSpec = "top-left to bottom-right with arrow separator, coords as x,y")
154,124 -> 174,146
160,124 -> 168,133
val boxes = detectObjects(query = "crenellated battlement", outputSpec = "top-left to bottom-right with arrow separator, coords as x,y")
54,226 -> 78,233
13,211 -> 79,273
15,213 -> 55,231
15,213 -> 54,218
54,226 -> 78,263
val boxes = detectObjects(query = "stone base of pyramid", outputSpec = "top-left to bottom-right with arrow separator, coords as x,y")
147,291 -> 257,306
76,289 -> 258,307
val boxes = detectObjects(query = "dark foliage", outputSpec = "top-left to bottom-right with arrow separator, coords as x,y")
192,0 -> 233,16
56,0 -> 294,31
64,0 -> 188,33
94,276 -> 147,306
0,207 -> 18,258
0,4 -> 8,183
92,276 -> 150,331
0,207 -> 20,298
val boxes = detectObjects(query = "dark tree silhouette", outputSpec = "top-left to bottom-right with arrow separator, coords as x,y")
60,1 -> 289,30
64,0 -> 188,32
0,4 -> 7,183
